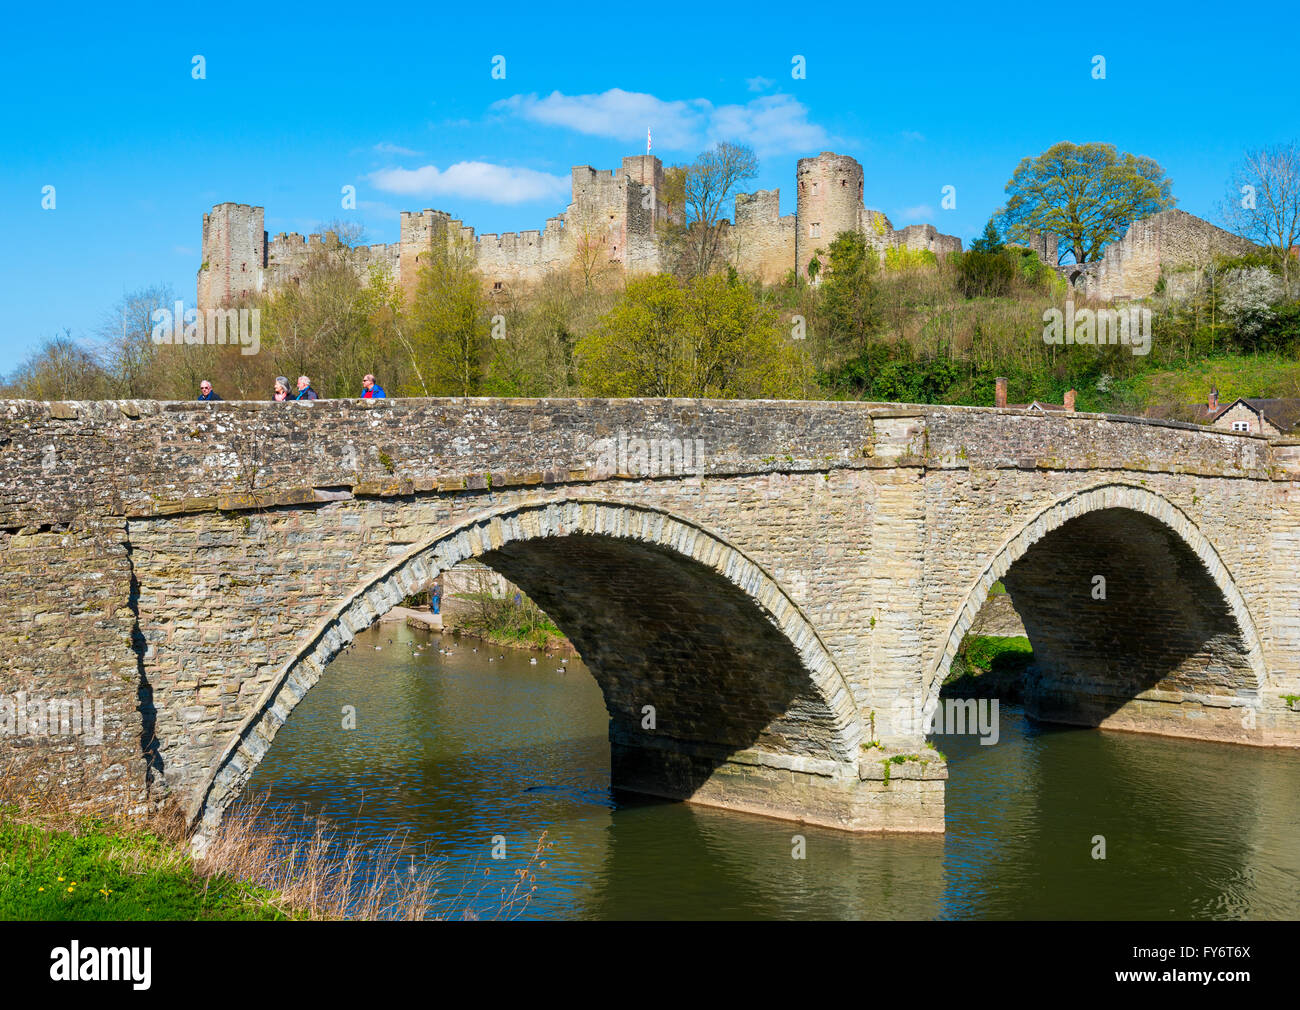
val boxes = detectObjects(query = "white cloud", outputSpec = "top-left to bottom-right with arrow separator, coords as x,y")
492,88 -> 829,156
368,161 -> 569,204
374,142 -> 422,156
707,94 -> 830,157
898,204 -> 935,221
492,89 -> 708,149
746,76 -> 774,92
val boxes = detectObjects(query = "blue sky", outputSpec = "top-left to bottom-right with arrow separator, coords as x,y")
1,1 -> 1295,366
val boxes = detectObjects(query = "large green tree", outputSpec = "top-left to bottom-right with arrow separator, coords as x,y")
575,273 -> 804,398
995,142 -> 1175,263
408,240 -> 489,397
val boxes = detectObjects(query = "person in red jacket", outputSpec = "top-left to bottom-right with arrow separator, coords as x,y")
361,374 -> 386,398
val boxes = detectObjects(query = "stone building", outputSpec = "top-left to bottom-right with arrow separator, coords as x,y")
1211,397 -> 1300,437
197,150 -> 965,311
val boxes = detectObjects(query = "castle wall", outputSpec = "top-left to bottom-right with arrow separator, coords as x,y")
197,152 -> 985,303
892,224 -> 961,259
729,189 -> 796,285
1078,209 -> 1257,301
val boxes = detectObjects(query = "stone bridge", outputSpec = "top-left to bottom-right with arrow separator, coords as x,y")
3,397 -> 1298,835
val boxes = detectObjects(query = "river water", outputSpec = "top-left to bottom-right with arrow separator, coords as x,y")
245,621 -> 1300,920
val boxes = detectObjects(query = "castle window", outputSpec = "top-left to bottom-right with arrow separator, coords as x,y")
841,179 -> 847,187
810,223 -> 821,238
493,281 -> 502,291
811,182 -> 819,195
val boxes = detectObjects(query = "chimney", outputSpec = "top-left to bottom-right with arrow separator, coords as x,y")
1208,386 -> 1219,413
1064,389 -> 1076,412
995,377 -> 1008,409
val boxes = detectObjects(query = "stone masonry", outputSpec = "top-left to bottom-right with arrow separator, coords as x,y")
1064,209 -> 1258,301
3,397 -> 1298,837
197,151 -> 965,310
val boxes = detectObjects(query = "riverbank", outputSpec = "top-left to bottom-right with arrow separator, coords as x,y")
0,807 -> 297,921
438,594 -> 576,654
0,777 -> 437,921
941,635 -> 1034,700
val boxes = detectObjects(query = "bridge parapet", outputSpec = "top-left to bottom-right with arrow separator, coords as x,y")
0,398 -> 1281,529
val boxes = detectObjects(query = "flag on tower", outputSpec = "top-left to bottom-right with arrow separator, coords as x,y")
647,128 -> 652,155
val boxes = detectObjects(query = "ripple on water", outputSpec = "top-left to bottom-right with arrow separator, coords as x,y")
246,624 -> 1300,920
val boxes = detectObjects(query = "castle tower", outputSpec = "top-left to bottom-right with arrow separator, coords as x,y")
197,204 -> 266,313
795,153 -> 865,280
399,210 -> 448,301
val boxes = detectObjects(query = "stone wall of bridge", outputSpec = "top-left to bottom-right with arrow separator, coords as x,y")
2,397 -> 1296,832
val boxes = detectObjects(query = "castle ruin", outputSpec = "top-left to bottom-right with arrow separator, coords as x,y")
197,152 -> 1255,313
197,151 -> 966,312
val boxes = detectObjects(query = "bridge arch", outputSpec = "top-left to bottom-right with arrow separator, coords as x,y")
193,497 -> 863,831
924,482 -> 1267,731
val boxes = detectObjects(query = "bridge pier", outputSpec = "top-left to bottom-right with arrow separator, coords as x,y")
610,739 -> 947,833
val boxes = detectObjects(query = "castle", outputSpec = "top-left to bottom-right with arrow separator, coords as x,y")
197,150 -> 1256,313
196,151 -> 968,312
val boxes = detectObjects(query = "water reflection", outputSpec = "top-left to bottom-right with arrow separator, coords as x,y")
246,622 -> 1300,920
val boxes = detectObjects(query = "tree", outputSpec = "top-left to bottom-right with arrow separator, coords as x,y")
994,142 -> 1175,263
819,232 -> 881,356
1221,142 -> 1300,281
681,142 -> 759,277
970,220 -> 1004,253
408,239 -> 488,397
1,332 -> 113,400
96,285 -> 173,398
575,274 -> 804,398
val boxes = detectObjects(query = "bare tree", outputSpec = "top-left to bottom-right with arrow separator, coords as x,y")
1222,142 -> 1300,281
683,142 -> 758,276
2,331 -> 112,400
97,284 -> 173,398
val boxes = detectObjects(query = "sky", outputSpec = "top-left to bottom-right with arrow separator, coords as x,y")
1,1 -> 1295,368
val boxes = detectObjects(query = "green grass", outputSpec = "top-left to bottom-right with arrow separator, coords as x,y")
0,813 -> 296,921
1137,354 -> 1300,407
942,634 -> 1034,699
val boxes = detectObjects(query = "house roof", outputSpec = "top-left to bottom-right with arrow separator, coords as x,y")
1143,403 -> 1219,424
1214,397 -> 1300,433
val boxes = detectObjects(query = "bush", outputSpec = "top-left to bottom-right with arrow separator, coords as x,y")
956,249 -> 1016,298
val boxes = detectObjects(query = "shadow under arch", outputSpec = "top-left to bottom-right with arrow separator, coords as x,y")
192,497 -> 863,831
925,483 -> 1266,739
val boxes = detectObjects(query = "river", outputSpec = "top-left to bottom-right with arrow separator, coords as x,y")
244,621 -> 1300,920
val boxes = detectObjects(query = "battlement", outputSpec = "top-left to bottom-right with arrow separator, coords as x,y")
735,189 -> 781,226
198,149 -> 978,305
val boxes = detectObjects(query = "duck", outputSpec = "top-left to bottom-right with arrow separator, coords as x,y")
529,658 -> 537,665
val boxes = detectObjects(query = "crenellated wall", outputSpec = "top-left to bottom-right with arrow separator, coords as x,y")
197,149 -> 970,310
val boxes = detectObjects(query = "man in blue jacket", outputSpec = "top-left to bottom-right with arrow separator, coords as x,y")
361,374 -> 386,398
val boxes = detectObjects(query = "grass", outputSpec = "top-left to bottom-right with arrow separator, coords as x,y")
1137,353 -> 1300,407
0,811 -> 294,921
942,634 -> 1034,700
0,769 -> 550,921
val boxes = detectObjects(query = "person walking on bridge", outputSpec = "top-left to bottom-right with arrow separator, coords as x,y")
361,374 -> 386,398
197,380 -> 222,401
293,375 -> 319,400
